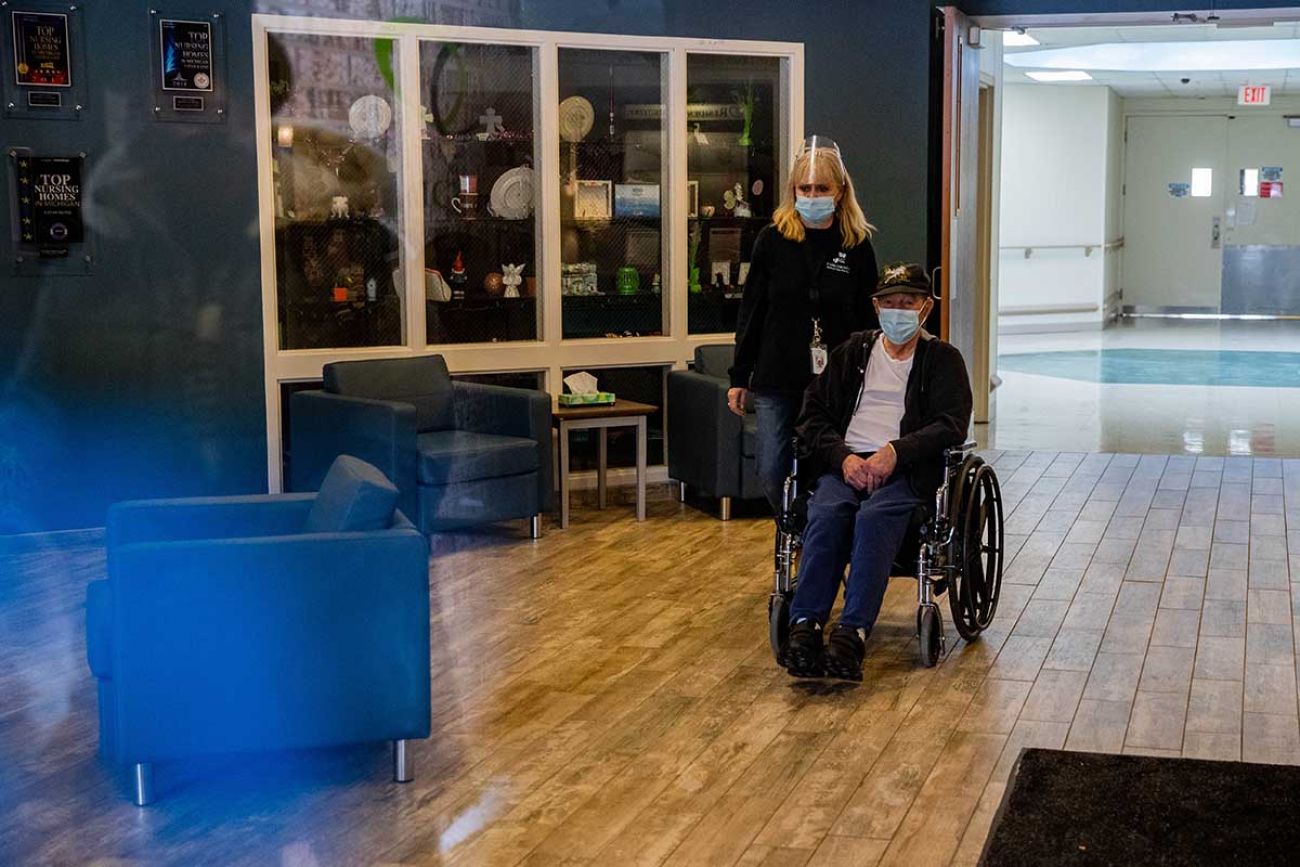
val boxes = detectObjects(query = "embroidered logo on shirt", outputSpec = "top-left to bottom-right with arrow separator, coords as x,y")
826,250 -> 851,274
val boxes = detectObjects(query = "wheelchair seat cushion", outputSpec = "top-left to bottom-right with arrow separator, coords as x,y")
304,454 -> 400,533
416,430 -> 540,486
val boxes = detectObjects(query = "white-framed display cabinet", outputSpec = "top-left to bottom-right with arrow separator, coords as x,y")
252,14 -> 803,490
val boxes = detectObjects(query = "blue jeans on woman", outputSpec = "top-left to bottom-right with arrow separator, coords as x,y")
751,391 -> 803,515
789,471 -> 925,631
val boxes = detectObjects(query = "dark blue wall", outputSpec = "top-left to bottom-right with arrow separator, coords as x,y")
5,0 -> 1289,532
0,0 -> 263,534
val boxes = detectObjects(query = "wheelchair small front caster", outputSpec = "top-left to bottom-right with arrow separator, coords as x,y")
768,592 -> 792,664
917,603 -> 944,668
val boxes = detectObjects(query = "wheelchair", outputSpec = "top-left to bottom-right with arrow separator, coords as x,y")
768,440 -> 1005,668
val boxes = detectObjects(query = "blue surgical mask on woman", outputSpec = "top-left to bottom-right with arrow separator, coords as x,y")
879,308 -> 922,344
795,195 -> 836,224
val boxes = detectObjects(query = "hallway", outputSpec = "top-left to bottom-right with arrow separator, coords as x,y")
992,320 -> 1300,455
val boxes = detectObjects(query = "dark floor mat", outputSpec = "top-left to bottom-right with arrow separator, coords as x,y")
981,748 -> 1300,866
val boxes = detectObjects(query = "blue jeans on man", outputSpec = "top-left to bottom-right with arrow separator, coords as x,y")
752,392 -> 802,515
789,470 -> 925,632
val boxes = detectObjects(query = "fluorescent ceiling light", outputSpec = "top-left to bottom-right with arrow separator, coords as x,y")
1025,70 -> 1093,82
1004,39 -> 1300,71
1004,31 -> 1040,47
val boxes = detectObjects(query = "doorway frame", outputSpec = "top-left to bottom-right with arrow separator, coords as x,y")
960,5 -> 1300,413
971,8 -> 1300,29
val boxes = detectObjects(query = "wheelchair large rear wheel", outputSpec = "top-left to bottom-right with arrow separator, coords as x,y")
948,457 -> 1005,641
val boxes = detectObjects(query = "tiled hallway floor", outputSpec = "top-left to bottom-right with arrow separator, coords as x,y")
992,320 -> 1300,455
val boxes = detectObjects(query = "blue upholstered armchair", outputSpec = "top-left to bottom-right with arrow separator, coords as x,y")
289,355 -> 553,536
667,344 -> 764,520
85,456 -> 431,805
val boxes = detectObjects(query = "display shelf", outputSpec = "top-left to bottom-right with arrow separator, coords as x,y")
689,215 -> 770,225
432,215 -> 536,226
424,135 -> 535,145
428,296 -> 537,344
561,292 -> 664,339
564,216 -> 663,227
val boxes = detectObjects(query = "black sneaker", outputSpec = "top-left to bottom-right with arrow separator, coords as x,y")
783,620 -> 825,678
824,623 -> 867,682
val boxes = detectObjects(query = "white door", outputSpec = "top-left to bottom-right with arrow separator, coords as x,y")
1122,115 -> 1228,310
1224,115 -> 1300,248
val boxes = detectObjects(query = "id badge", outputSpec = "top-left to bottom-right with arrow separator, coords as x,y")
810,343 -> 828,375
810,317 -> 827,374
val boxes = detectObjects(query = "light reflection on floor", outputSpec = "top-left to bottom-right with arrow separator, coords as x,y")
988,320 -> 1300,456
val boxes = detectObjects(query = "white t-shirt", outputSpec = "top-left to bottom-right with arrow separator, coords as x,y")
843,339 -> 914,454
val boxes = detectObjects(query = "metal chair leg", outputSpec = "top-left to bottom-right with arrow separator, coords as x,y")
679,481 -> 687,503
529,514 -> 542,539
393,739 -> 412,783
133,763 -> 154,806
720,496 -> 733,521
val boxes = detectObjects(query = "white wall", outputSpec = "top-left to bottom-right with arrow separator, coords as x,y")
998,84 -> 1123,333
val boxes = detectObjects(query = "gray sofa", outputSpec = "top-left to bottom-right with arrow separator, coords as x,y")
667,345 -> 764,520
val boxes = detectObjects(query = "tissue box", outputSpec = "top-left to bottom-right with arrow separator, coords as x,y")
558,392 -> 616,406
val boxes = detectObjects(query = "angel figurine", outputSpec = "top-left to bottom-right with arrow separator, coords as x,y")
502,263 -> 524,298
723,183 -> 751,218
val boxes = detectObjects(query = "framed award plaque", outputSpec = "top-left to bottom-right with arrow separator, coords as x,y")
7,148 -> 93,275
1,1 -> 88,120
149,8 -> 226,123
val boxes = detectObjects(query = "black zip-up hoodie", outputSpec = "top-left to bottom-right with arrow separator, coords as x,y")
729,223 -> 878,394
796,328 -> 973,496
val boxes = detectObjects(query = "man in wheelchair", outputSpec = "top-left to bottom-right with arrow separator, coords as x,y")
784,263 -> 973,681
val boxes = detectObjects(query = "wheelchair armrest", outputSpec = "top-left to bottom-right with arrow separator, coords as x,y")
943,440 -> 978,467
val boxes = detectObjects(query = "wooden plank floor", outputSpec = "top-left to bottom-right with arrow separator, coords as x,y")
2,451 -> 1300,865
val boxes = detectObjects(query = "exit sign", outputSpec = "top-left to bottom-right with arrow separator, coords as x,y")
1239,85 -> 1272,106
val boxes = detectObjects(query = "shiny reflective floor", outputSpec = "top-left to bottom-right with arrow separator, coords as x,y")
991,320 -> 1300,456
4,454 -> 1300,865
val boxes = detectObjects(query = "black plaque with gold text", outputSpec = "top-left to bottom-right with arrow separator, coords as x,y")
11,11 -> 70,87
15,154 -> 84,252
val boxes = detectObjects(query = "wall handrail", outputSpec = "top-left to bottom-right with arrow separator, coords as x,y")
999,238 -> 1125,259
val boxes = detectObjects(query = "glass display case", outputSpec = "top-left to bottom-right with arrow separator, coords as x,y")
267,32 -> 406,351
557,48 -> 667,340
685,54 -> 782,335
421,41 -> 540,345
254,16 -> 800,489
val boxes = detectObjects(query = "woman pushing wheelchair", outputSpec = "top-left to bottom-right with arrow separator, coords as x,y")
781,263 -> 975,682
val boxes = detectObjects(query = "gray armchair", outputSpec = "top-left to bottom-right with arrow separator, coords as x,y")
667,345 -> 763,520
289,355 -> 552,536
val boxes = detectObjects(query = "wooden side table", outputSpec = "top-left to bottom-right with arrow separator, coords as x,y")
552,399 -> 657,529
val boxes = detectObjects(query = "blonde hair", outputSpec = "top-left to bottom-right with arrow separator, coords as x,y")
772,150 -> 874,247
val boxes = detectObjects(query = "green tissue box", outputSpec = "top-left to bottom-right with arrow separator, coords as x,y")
558,392 -> 616,406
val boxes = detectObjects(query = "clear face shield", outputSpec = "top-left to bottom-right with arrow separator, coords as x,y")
795,135 -> 844,192
793,135 -> 844,227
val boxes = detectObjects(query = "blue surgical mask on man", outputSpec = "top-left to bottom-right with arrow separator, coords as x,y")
879,307 -> 922,344
795,195 -> 835,224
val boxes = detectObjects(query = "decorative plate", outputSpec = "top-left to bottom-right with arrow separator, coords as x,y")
558,96 -> 595,143
490,166 -> 535,220
348,95 -> 392,139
